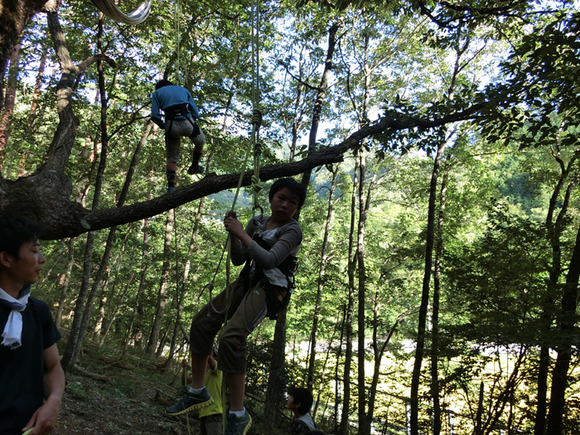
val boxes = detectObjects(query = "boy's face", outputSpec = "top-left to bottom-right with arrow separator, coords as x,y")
0,239 -> 45,287
270,187 -> 300,222
286,395 -> 299,411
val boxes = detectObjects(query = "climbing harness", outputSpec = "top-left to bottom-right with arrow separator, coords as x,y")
90,0 -> 152,25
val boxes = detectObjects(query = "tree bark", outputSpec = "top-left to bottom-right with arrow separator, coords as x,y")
0,42 -> 21,169
357,148 -> 369,435
146,209 -> 175,357
339,155 -> 359,435
431,159 -> 449,435
55,237 -> 75,328
546,222 -> 580,433
306,164 -> 339,390
535,138 -> 578,435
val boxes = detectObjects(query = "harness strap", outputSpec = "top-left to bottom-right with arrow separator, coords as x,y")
242,233 -> 298,320
164,103 -> 192,120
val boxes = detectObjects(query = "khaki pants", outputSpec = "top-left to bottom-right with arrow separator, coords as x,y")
165,119 -> 206,163
189,274 -> 268,375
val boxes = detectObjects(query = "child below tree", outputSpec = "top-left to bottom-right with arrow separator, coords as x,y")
287,387 -> 317,435
165,178 -> 307,435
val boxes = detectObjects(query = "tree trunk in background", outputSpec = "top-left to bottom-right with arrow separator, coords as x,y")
122,211 -> 151,357
97,233 -> 130,344
62,18 -> 111,370
146,209 -> 175,357
546,222 -> 580,433
55,237 -> 75,328
0,42 -> 20,169
307,164 -> 339,390
167,197 -> 205,365
334,304 -> 346,434
264,21 -> 341,432
535,143 -> 577,435
29,45 -> 47,118
99,272 -> 135,347
339,155 -> 359,435
410,36 -> 468,434
409,131 -> 446,434
299,20 -> 340,187
357,148 -> 371,435
262,307 -> 288,434
61,229 -> 97,371
431,159 -> 449,435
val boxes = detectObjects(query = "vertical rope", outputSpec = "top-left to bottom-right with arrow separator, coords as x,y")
174,0 -> 182,84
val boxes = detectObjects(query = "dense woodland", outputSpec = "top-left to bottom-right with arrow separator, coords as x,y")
1,0 -> 580,433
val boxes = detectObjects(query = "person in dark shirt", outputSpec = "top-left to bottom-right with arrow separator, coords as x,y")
287,387 -> 317,434
0,216 -> 65,435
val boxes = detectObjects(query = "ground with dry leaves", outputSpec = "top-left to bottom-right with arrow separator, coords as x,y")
52,342 -> 199,435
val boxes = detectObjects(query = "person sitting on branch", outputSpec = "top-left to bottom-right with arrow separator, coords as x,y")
151,79 -> 206,191
165,178 -> 307,435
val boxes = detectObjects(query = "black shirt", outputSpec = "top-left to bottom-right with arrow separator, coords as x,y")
0,296 -> 61,435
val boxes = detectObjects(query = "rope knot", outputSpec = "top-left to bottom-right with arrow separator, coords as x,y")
252,109 -> 263,127
254,142 -> 262,157
251,175 -> 262,194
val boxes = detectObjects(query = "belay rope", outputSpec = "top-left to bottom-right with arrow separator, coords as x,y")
177,2 -> 263,432
200,0 -> 264,314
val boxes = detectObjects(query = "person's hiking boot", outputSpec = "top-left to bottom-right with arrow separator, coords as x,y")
225,410 -> 252,435
165,387 -> 213,416
187,163 -> 204,175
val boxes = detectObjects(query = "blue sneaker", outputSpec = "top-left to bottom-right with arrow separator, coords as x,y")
225,410 -> 252,435
165,387 -> 213,416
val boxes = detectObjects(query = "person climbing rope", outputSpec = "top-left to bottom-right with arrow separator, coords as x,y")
151,79 -> 206,192
165,178 -> 307,435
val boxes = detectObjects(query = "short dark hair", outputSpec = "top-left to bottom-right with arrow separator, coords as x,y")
289,387 -> 313,415
269,178 -> 307,209
0,216 -> 43,259
155,79 -> 174,90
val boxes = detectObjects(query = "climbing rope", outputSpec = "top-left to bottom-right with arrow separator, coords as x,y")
199,0 -> 264,314
174,0 -> 182,84
90,0 -> 152,25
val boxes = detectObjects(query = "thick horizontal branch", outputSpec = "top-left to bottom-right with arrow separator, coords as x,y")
19,101 -> 488,240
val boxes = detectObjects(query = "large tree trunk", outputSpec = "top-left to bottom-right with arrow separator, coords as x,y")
0,0 -> 49,88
